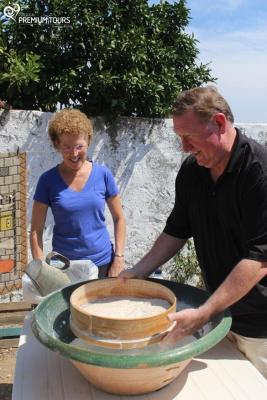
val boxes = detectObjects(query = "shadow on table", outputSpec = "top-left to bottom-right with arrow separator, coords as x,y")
199,338 -> 247,361
0,383 -> 12,400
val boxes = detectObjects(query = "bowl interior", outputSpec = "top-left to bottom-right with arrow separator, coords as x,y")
32,278 -> 232,369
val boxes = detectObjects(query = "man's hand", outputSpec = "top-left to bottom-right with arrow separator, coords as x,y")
164,258 -> 267,343
164,307 -> 209,342
118,267 -> 145,282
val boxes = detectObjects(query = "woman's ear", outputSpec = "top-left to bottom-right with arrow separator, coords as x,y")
54,140 -> 60,150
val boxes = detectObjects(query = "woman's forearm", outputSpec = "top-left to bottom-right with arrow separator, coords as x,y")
30,200 -> 48,260
113,216 -> 126,255
30,230 -> 44,260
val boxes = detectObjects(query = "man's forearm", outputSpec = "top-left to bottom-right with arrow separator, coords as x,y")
133,233 -> 187,277
199,258 -> 267,320
167,258 -> 267,340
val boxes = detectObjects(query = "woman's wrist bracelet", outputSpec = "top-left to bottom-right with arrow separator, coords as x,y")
114,253 -> 124,258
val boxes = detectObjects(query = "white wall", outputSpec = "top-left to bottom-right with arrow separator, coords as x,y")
1,110 -> 267,268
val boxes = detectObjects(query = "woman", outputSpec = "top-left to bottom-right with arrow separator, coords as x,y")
30,109 -> 126,278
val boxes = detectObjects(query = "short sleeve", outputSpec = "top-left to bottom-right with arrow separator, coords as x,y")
33,171 -> 51,206
104,167 -> 119,199
241,172 -> 267,262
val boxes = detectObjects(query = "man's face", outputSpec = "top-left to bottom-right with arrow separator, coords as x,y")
173,109 -> 225,170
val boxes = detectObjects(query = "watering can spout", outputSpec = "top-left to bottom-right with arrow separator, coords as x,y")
25,255 -> 71,297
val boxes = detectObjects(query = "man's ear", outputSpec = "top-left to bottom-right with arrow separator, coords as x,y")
213,113 -> 227,134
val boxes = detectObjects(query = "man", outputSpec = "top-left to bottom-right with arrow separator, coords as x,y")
120,86 -> 267,378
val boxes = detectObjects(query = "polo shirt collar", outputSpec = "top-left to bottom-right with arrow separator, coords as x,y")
198,127 -> 245,183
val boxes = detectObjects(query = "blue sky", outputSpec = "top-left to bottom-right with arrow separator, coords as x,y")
150,0 -> 267,123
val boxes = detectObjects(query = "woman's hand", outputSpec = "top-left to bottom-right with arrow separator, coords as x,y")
108,256 -> 124,277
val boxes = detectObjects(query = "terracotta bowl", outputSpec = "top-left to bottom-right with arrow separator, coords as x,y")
32,279 -> 232,395
69,278 -> 176,349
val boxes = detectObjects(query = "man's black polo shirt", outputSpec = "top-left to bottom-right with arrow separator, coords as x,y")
164,129 -> 267,337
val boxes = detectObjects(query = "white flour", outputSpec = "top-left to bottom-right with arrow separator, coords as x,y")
81,296 -> 171,318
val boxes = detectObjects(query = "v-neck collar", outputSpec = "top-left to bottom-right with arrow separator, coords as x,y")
56,161 -> 94,193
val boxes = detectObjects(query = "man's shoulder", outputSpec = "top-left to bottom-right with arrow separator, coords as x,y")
238,130 -> 267,156
239,131 -> 267,175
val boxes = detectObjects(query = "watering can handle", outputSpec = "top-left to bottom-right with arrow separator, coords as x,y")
45,252 -> 70,270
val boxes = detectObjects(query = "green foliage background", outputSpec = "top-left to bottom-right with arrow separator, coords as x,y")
168,240 -> 205,288
0,0 -> 215,117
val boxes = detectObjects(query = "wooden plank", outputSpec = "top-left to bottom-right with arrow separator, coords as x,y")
0,326 -> 22,337
14,317 -> 52,400
0,323 -> 23,329
0,310 -> 27,325
198,338 -> 267,398
0,302 -> 32,312
0,337 -> 19,348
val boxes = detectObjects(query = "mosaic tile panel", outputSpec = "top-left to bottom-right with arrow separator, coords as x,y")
0,153 -> 27,295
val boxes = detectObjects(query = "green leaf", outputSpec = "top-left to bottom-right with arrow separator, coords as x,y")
0,0 -> 215,116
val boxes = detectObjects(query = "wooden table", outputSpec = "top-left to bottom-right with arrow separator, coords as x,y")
12,313 -> 267,400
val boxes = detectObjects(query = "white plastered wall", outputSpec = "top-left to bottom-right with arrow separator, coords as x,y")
0,110 -> 267,268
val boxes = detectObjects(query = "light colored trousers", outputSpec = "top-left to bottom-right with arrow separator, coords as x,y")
228,331 -> 267,379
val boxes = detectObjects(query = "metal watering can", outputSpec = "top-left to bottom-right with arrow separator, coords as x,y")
25,252 -> 71,296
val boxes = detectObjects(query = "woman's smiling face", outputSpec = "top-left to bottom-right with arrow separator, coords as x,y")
56,134 -> 88,171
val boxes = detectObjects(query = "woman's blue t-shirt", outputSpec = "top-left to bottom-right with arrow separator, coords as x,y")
33,163 -> 119,266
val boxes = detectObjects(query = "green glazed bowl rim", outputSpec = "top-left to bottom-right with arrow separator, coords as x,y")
31,279 -> 232,369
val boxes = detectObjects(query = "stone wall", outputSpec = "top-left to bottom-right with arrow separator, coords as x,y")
0,110 -> 267,271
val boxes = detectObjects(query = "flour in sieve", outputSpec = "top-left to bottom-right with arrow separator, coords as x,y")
81,296 -> 170,318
